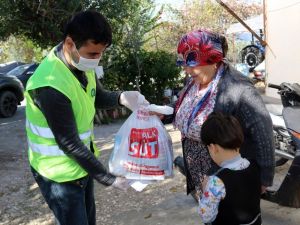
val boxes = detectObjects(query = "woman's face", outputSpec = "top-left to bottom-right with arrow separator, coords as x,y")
184,63 -> 217,85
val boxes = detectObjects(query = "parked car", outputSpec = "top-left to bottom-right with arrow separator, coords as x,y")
0,61 -> 25,75
0,75 -> 24,118
5,63 -> 39,87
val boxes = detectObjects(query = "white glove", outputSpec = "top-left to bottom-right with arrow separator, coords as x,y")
111,177 -> 130,191
146,104 -> 174,115
119,91 -> 149,111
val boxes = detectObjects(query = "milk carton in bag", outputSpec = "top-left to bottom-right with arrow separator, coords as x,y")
109,105 -> 174,181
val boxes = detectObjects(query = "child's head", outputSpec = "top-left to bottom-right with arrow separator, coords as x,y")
201,112 -> 244,165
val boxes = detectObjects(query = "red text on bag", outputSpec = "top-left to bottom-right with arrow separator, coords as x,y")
129,128 -> 159,158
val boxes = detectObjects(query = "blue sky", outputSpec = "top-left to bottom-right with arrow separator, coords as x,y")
154,0 -> 262,7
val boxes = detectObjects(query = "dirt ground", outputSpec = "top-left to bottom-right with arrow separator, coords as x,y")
1,105 -> 300,225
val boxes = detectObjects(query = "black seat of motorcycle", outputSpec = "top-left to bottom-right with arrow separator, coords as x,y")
291,83 -> 300,98
283,106 -> 300,133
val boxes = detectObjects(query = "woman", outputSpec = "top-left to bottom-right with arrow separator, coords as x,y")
173,30 -> 274,198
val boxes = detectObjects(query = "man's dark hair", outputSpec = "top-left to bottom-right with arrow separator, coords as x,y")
63,10 -> 112,48
201,112 -> 244,150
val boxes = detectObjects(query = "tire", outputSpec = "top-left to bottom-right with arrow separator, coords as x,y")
240,45 -> 265,69
0,90 -> 18,118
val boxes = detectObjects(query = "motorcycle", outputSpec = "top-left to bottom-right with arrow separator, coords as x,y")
262,82 -> 300,207
174,82 -> 300,207
267,82 -> 300,167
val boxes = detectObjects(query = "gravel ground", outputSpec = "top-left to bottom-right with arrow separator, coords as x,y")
0,105 -> 300,225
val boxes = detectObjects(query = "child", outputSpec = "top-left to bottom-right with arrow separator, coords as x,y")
199,112 -> 261,225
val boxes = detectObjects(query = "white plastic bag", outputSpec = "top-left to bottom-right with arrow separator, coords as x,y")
109,105 -> 174,181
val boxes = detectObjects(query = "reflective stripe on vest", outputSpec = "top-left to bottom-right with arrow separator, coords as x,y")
28,140 -> 90,156
26,119 -> 91,140
25,47 -> 97,182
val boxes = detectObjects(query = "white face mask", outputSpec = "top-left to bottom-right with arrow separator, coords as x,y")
71,45 -> 101,72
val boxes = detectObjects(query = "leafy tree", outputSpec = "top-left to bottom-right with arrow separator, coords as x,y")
103,50 -> 181,104
0,0 -> 150,48
101,0 -> 163,92
145,0 -> 262,59
0,35 -> 45,63
0,0 -> 182,102
139,51 -> 181,103
0,0 -> 150,62
0,0 -> 85,48
122,2 -> 161,91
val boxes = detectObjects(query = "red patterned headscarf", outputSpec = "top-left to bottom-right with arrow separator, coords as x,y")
176,29 -> 225,67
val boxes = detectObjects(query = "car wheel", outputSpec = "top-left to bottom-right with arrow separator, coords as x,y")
0,91 -> 18,118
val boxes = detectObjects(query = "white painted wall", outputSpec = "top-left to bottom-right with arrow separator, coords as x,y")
265,0 -> 300,97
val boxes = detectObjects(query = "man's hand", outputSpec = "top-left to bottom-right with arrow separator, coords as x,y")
111,177 -> 130,191
119,91 -> 149,111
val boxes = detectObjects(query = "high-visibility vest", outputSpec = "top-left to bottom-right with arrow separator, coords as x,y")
25,47 -> 99,182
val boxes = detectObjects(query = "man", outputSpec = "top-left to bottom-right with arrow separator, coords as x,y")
25,10 -> 146,225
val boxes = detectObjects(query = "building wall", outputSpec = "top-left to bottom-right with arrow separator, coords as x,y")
265,0 -> 300,97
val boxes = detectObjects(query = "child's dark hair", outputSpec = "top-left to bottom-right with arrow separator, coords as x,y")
63,10 -> 112,48
201,112 -> 244,150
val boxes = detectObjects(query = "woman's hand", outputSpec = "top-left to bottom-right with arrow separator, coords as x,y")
261,185 -> 267,194
202,175 -> 209,191
149,111 -> 164,120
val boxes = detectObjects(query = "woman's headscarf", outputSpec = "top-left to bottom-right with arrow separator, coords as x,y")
176,29 -> 226,67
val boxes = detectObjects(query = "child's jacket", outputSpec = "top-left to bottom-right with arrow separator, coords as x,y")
213,161 -> 261,225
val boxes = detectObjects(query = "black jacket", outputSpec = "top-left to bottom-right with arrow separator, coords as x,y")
172,63 -> 274,190
214,64 -> 274,186
212,162 -> 261,225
